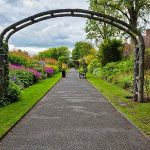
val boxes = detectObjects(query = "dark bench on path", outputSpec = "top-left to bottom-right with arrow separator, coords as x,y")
79,72 -> 86,79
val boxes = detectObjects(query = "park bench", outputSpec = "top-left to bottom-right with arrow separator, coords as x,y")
79,72 -> 86,79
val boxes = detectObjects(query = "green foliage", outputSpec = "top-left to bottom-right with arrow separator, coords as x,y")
58,56 -> 69,64
79,67 -> 84,74
100,59 -> 133,80
98,39 -> 123,66
9,71 -> 24,89
0,42 -> 9,106
9,53 -> 27,66
45,65 -> 59,74
86,0 -> 150,44
72,41 -> 93,60
113,74 -> 133,90
6,81 -> 21,103
91,58 -> 134,90
144,70 -> 150,100
87,59 -> 101,73
145,48 -> 150,69
68,60 -> 74,68
93,68 -> 102,76
11,69 -> 33,88
8,50 -> 32,66
58,56 -> 69,70
85,0 -> 122,44
38,46 -> 70,60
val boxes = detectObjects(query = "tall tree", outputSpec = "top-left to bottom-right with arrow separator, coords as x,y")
72,41 -> 93,61
85,0 -> 120,44
86,0 -> 150,44
39,46 -> 70,60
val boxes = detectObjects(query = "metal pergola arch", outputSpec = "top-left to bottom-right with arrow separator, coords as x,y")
0,9 -> 145,103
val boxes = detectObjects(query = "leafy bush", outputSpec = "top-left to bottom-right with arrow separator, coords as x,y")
88,59 -> 101,73
13,69 -> 33,87
91,58 -> 134,91
99,58 -> 133,81
9,64 -> 42,88
9,71 -> 24,89
113,74 -> 133,90
9,52 -> 27,66
9,50 -> 33,67
145,48 -> 150,69
98,38 -> 123,66
6,81 -> 21,103
93,68 -> 102,76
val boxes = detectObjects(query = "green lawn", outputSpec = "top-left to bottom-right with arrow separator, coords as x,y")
0,73 -> 61,138
87,73 -> 150,137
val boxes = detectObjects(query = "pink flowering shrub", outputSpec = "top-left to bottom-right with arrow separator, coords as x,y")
45,67 -> 54,77
10,64 -> 41,79
9,64 -> 41,88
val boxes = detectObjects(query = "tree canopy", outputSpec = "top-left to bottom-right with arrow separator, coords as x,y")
98,38 -> 123,66
86,0 -> 150,44
38,46 -> 70,60
72,41 -> 93,61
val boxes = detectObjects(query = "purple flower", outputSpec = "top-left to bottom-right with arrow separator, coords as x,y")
10,64 -> 41,79
27,68 -> 41,79
45,67 -> 54,75
9,64 -> 25,70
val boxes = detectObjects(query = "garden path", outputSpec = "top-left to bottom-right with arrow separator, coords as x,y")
0,69 -> 150,150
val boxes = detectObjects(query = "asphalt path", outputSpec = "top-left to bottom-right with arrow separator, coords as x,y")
0,69 -> 150,150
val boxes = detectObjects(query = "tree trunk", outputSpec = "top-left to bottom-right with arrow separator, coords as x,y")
138,35 -> 145,102
133,46 -> 139,101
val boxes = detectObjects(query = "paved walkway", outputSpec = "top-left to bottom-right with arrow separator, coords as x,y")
0,69 -> 150,150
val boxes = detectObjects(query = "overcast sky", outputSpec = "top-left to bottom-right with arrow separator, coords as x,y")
0,0 -> 89,54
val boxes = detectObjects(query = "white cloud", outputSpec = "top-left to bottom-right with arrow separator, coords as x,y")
0,0 -> 89,52
9,44 -> 46,55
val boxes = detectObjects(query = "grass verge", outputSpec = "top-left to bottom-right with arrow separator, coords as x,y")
87,73 -> 150,137
0,73 -> 61,139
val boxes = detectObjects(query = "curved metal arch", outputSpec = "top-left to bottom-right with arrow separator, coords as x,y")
0,9 -> 138,43
0,9 -> 145,103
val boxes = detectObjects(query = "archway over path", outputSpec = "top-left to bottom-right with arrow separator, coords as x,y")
0,9 -> 145,103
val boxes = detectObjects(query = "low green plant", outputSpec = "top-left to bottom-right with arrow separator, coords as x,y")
113,74 -> 133,90
93,68 -> 102,76
88,59 -> 101,73
6,81 -> 21,103
11,69 -> 33,88
9,71 -> 24,89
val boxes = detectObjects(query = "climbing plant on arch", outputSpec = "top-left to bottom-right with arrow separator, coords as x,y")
0,9 -> 145,103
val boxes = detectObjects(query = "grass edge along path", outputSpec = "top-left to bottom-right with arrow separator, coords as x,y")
87,73 -> 150,138
0,73 -> 61,139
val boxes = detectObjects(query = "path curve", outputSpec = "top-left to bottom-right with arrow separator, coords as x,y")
0,69 -> 150,150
